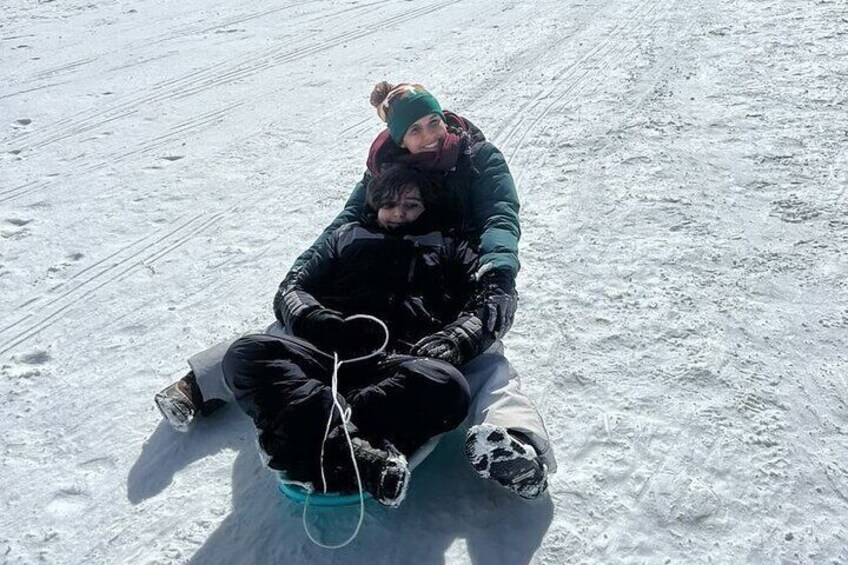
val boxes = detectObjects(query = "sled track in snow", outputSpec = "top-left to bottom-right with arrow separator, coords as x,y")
0,211 -> 229,357
0,180 -> 52,204
0,104 -> 242,204
335,0 -> 666,145
27,58 -> 98,82
0,80 -> 72,102
3,0 -> 463,154
105,104 -> 244,168
491,0 -> 669,162
142,0 -> 329,47
337,21 -> 577,142
3,0 -> 357,91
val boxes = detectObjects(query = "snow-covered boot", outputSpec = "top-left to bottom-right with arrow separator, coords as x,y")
154,372 -> 198,432
465,423 -> 548,500
354,438 -> 410,507
154,371 -> 226,432
154,371 -> 224,432
326,430 -> 410,508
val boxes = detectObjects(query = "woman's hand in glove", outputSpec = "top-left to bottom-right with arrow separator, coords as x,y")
479,270 -> 518,339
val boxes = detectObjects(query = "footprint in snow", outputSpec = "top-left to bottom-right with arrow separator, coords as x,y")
78,456 -> 117,475
770,195 -> 821,223
2,218 -> 33,239
6,218 -> 32,227
49,251 -> 84,273
46,488 -> 90,518
15,349 -> 51,365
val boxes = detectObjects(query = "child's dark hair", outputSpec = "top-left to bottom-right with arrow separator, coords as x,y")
366,165 -> 439,211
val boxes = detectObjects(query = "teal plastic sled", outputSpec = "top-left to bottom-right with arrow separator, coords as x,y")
277,434 -> 442,507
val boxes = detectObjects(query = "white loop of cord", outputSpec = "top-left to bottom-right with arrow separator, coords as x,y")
301,314 -> 390,549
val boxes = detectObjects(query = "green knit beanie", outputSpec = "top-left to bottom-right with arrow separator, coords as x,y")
382,86 -> 445,144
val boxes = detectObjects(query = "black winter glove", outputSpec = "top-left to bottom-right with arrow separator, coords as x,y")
479,270 -> 518,339
410,331 -> 463,365
411,313 -> 489,366
295,308 -> 347,352
297,309 -> 387,359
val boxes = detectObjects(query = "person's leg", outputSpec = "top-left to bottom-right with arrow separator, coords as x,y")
223,337 -> 412,507
222,333 -> 337,481
461,341 -> 557,472
346,356 -> 471,455
460,341 -> 556,499
193,321 -> 289,403
154,322 -> 287,431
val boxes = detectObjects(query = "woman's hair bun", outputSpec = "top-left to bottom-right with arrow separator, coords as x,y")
370,81 -> 395,108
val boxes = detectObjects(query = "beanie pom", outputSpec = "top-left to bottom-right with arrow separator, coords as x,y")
370,81 -> 394,109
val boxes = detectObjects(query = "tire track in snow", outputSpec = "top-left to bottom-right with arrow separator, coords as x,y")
28,58 -> 97,82
0,80 -> 73,102
514,0 -> 696,191
139,0 -> 458,104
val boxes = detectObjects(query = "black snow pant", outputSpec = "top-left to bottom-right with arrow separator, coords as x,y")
222,333 -> 471,481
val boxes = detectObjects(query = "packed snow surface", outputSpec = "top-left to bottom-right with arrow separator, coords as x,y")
2,0 -> 847,563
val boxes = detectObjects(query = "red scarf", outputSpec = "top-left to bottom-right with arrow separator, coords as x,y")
395,131 -> 463,173
366,111 -> 470,176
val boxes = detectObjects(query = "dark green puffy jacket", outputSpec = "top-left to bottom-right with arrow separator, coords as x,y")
275,113 -> 520,322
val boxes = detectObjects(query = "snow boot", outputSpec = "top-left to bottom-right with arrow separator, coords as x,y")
465,423 -> 548,500
154,371 -> 224,432
325,429 -> 410,508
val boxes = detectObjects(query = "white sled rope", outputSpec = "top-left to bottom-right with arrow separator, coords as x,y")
303,314 -> 390,549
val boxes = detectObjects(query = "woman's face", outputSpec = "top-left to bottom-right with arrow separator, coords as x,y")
377,186 -> 425,229
400,113 -> 447,154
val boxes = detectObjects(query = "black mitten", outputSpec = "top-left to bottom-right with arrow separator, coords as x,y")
296,308 -> 347,352
479,270 -> 518,339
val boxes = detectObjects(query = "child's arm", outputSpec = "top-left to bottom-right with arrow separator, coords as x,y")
273,227 -> 344,332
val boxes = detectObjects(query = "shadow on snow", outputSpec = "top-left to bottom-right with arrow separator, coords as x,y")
128,411 -> 553,564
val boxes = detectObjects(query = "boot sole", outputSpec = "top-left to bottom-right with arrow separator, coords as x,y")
465,423 -> 548,499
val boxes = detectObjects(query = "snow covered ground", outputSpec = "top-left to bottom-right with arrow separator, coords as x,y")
2,0 -> 847,562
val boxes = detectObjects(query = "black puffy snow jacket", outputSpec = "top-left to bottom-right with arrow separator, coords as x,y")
276,216 -> 496,361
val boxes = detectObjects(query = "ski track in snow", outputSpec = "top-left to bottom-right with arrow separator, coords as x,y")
2,0 -> 847,563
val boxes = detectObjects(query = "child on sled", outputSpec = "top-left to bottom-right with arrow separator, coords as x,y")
222,165 -> 506,507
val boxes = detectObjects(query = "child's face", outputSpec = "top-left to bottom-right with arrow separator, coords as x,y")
377,186 -> 425,229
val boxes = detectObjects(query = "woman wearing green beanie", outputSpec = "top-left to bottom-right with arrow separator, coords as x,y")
155,81 -> 556,500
